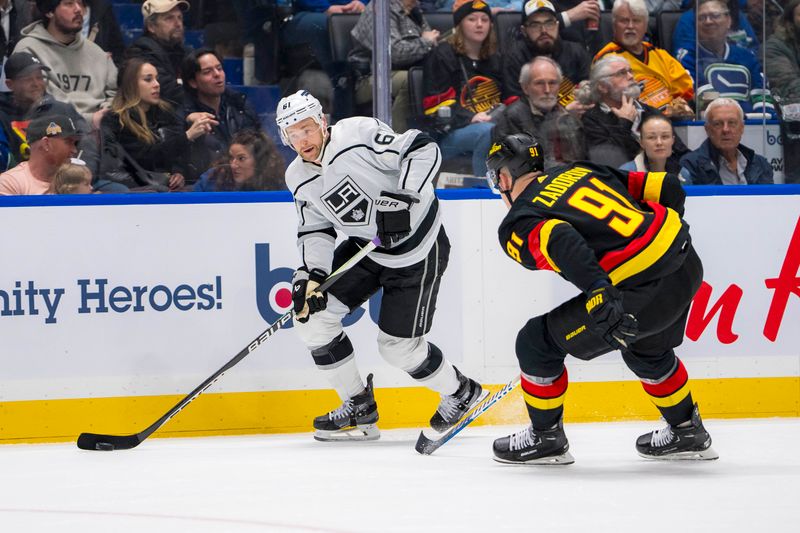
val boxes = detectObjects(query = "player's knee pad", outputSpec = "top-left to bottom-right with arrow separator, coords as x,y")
311,332 -> 355,369
516,315 -> 567,376
293,294 -> 350,348
376,330 -> 430,373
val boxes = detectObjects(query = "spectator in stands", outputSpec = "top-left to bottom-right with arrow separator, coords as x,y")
678,0 -> 775,118
672,0 -> 759,60
348,0 -> 439,132
680,97 -> 773,184
1,0 -> 25,92
1,51 -> 97,172
502,0 -> 591,114
82,0 -> 124,66
49,157 -> 92,193
423,0 -> 504,176
125,0 -> 189,107
620,113 -> 681,173
493,56 -> 584,165
193,129 -> 285,192
101,57 -> 209,191
0,113 -> 78,194
281,0 -> 366,120
13,0 -> 117,129
578,54 -> 687,167
181,48 -> 260,183
594,0 -> 694,117
745,0 -> 784,45
766,0 -> 800,183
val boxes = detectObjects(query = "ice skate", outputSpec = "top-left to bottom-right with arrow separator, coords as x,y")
313,374 -> 380,442
429,367 -> 487,432
493,419 -> 574,465
636,403 -> 718,460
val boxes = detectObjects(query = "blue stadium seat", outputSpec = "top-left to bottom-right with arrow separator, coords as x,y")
185,30 -> 205,49
223,58 -> 244,85
230,85 -> 281,115
112,3 -> 142,31
122,28 -> 143,46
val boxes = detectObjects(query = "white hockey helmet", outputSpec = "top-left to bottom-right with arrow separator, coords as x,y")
275,90 -> 325,146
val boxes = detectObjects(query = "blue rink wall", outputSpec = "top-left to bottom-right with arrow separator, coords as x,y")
1,186 -> 799,443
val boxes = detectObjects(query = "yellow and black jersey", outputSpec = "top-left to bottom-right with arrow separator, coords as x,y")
498,162 -> 689,292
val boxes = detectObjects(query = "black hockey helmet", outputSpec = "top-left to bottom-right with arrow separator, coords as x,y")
485,133 -> 544,193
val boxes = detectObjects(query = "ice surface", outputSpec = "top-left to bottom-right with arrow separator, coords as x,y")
1,418 -> 799,532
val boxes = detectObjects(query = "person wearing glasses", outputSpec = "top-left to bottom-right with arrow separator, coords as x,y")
672,0 -> 758,61
493,56 -> 586,166
594,0 -> 693,118
677,0 -> 775,118
577,54 -> 688,167
502,0 -> 591,114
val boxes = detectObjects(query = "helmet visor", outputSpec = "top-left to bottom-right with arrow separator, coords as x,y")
486,167 -> 501,195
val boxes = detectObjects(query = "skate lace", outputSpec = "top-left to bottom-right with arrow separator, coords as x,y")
328,399 -> 354,421
509,427 -> 536,451
650,423 -> 676,447
436,394 -> 461,422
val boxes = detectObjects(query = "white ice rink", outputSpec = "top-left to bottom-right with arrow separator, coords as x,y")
1,418 -> 799,532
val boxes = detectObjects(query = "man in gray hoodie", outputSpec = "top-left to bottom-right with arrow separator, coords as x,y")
12,0 -> 116,130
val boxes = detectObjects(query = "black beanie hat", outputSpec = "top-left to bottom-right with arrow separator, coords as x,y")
36,0 -> 61,16
453,0 -> 493,27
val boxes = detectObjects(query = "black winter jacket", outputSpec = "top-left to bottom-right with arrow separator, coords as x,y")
180,89 -> 262,181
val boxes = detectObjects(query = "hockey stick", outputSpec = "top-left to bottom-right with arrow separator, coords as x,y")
415,376 -> 521,455
77,237 -> 381,451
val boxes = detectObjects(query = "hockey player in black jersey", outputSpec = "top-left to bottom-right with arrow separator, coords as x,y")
276,90 -> 484,442
485,133 -> 718,464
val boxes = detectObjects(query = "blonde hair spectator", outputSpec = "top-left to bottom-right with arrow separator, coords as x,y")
50,160 -> 93,194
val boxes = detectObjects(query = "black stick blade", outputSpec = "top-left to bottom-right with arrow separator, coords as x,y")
415,431 -> 438,455
77,432 -> 141,451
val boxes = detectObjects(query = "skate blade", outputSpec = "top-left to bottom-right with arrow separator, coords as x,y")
493,450 -> 575,466
314,424 -> 380,442
638,446 -> 719,461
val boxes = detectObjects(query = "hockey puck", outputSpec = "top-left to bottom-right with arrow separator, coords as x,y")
95,442 -> 115,451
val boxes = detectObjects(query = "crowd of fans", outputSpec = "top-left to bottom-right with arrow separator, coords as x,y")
0,0 -> 795,196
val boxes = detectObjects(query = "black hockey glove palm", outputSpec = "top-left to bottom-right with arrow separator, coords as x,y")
292,268 -> 328,323
585,284 -> 639,350
375,191 -> 419,249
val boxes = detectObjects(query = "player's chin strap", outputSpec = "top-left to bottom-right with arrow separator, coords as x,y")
499,187 -> 514,205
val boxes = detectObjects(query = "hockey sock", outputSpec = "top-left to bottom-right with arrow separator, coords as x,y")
521,367 -> 568,430
639,358 -> 694,426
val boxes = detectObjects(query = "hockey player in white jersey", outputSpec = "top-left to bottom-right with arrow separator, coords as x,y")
276,90 -> 485,441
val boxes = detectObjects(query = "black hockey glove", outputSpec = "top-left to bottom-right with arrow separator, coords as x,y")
292,268 -> 328,323
375,190 -> 420,249
585,283 -> 639,351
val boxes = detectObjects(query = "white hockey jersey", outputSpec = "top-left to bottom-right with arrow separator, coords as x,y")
285,117 -> 442,272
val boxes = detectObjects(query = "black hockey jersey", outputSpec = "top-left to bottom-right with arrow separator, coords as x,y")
498,162 -> 690,293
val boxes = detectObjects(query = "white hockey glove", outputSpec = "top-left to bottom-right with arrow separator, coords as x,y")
375,190 -> 419,249
292,268 -> 327,323
585,283 -> 638,350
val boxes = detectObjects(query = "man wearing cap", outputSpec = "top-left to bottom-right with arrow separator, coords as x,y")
0,113 -> 78,194
0,50 -> 97,171
125,0 -> 189,107
12,0 -> 117,130
503,0 -> 591,113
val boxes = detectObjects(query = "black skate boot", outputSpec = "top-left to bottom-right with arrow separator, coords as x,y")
313,374 -> 380,442
493,419 -> 574,465
429,367 -> 486,432
636,403 -> 718,460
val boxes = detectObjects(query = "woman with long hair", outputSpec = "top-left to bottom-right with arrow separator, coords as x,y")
620,114 -> 680,174
194,130 -> 286,192
421,0 -> 504,176
101,56 -> 211,191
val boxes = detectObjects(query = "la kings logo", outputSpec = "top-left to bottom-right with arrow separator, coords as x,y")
322,176 -> 372,226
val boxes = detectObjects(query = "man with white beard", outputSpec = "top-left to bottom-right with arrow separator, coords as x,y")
493,56 -> 585,167
578,55 -> 687,168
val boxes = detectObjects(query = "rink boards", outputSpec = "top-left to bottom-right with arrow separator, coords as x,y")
1,187 -> 799,443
